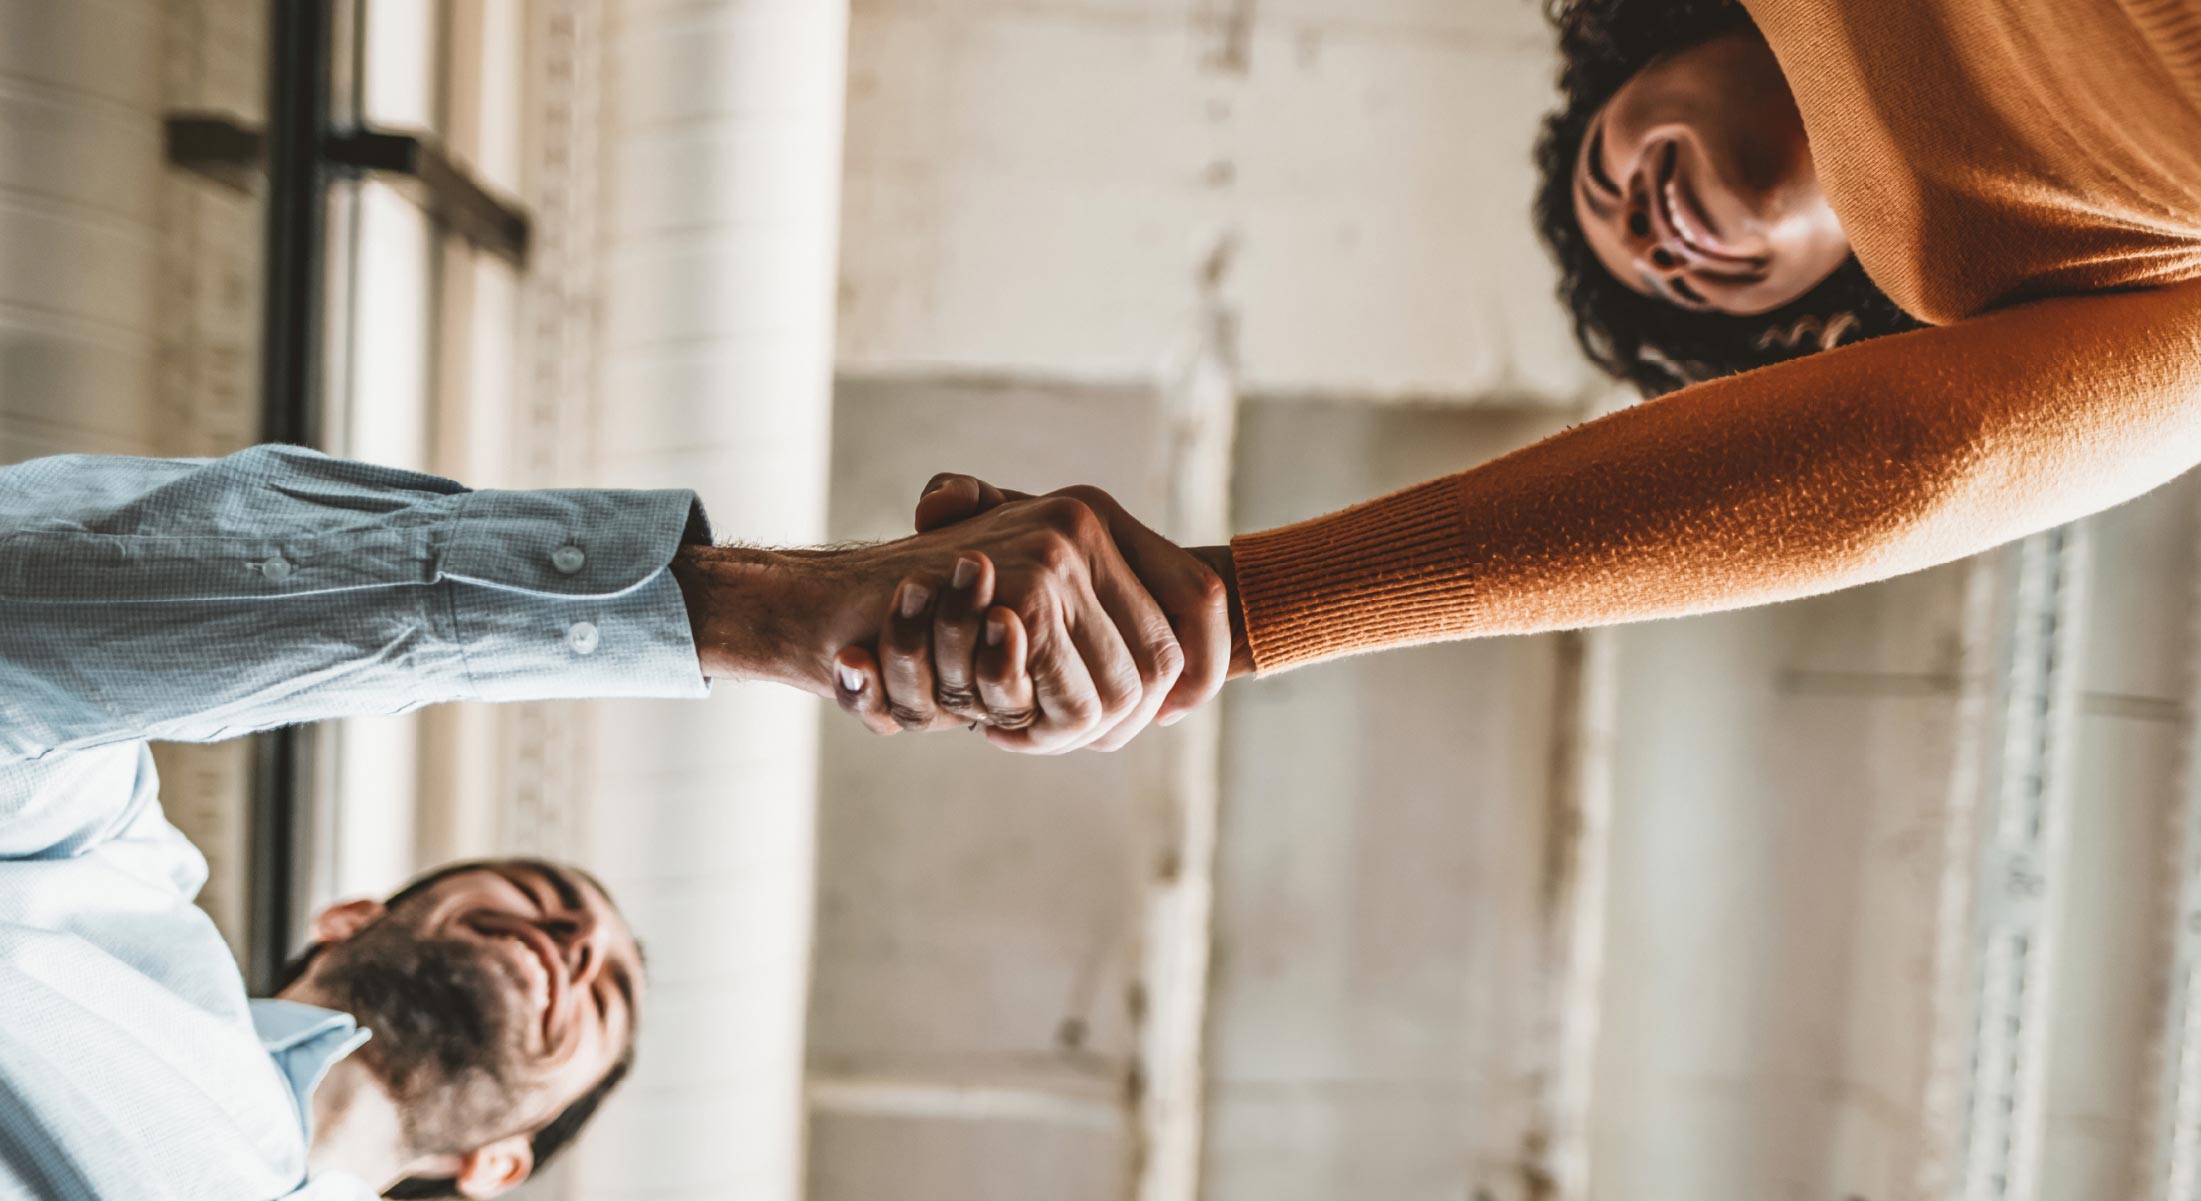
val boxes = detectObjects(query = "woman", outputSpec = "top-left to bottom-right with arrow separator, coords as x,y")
1529,0 -> 1922,394
836,0 -> 2201,752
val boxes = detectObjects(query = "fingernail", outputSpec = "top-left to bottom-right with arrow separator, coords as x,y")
986,616 -> 1006,647
836,663 -> 865,693
952,557 -> 979,590
899,582 -> 931,618
1159,710 -> 1184,727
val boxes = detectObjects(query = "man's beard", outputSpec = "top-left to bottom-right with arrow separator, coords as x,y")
316,917 -> 532,1155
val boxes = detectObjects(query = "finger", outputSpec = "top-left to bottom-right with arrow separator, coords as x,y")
833,647 -> 902,737
1080,563 -> 1184,753
1000,601 -> 1108,753
914,474 -> 1027,533
975,606 -> 1038,737
1045,486 -> 1220,730
931,553 -> 995,723
1150,559 -> 1231,728
880,576 -> 944,730
1054,572 -> 1155,753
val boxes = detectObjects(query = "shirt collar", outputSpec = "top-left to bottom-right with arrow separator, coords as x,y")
249,1000 -> 380,1199
249,999 -> 373,1130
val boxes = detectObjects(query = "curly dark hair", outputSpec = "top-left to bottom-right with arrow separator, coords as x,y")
1531,0 -> 1921,396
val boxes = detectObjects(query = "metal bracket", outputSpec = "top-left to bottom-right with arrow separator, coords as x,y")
164,111 -> 531,269
164,114 -> 267,195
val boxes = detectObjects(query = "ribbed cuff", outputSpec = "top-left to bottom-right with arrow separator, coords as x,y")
1228,476 -> 1479,673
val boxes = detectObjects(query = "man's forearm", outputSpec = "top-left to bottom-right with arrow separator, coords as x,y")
670,544 -> 864,693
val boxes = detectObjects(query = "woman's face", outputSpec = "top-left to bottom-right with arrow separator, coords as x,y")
1572,29 -> 1850,316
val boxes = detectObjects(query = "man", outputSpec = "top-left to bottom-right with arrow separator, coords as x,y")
0,444 -> 1228,1199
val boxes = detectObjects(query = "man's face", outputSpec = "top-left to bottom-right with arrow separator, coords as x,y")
305,860 -> 647,1156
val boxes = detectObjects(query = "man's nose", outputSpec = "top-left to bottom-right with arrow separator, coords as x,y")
545,909 -> 604,986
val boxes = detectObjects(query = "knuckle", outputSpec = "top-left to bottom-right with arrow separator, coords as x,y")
1030,528 -> 1080,574
1187,568 -> 1228,609
888,703 -> 934,730
934,683 -> 979,711
1054,692 -> 1104,730
1035,495 -> 1101,539
1096,680 -> 1141,725
989,705 -> 1038,732
1149,635 -> 1186,683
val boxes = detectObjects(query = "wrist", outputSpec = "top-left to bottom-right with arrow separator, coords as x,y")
671,544 -> 876,695
1188,544 -> 1254,678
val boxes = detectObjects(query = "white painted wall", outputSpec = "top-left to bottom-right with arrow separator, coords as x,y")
1206,402 -> 1578,1201
809,378 -> 1171,1201
837,0 -> 1598,403
1591,565 -> 1976,1201
572,3 -> 849,1200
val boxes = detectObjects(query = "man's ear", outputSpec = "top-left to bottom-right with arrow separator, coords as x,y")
453,1135 -> 534,1199
307,897 -> 386,946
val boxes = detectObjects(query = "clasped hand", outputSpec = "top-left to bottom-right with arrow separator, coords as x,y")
832,477 -> 1243,753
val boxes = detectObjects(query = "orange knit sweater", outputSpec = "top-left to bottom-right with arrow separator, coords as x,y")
1228,0 -> 2201,671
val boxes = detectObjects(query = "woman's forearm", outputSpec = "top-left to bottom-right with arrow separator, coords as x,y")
1228,279 -> 2201,672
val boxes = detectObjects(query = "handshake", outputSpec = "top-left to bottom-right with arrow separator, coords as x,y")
671,474 -> 1253,753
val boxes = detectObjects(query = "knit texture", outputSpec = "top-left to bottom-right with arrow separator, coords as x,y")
1231,0 -> 2201,672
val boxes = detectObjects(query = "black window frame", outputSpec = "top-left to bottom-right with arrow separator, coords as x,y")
165,0 -> 532,990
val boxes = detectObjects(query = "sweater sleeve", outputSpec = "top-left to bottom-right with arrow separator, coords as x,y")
1229,278 -> 2201,671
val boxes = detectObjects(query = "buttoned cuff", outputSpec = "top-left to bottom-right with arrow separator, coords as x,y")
438,488 -> 715,702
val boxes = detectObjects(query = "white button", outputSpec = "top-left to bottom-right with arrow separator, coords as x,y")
551,545 -> 586,574
566,621 -> 600,655
262,557 -> 294,582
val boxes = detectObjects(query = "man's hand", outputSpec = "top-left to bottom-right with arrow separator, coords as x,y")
670,493 -> 1191,754
829,552 -> 1039,737
881,475 -> 1249,747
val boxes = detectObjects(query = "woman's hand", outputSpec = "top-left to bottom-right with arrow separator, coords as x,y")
913,476 -> 1250,733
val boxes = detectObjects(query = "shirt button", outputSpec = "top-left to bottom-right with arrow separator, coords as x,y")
566,621 -> 600,656
551,545 -> 586,575
262,557 -> 294,582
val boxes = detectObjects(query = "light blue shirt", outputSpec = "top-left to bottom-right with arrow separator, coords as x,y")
0,446 -> 710,1200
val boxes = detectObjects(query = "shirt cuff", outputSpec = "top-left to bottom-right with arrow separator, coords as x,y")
438,488 -> 716,702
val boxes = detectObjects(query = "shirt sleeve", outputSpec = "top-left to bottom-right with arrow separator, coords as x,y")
1228,278 -> 2201,670
0,444 -> 714,764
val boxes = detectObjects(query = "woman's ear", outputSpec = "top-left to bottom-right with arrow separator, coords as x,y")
453,1135 -> 534,1199
306,897 -> 386,946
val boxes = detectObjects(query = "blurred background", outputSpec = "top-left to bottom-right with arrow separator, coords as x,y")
4,1 -> 2201,1200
